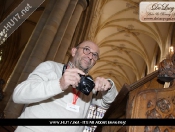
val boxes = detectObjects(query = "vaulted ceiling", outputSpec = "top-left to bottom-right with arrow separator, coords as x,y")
88,0 -> 174,90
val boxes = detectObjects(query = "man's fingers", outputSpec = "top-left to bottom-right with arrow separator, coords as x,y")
65,74 -> 80,86
64,71 -> 80,82
94,77 -> 111,91
62,68 -> 85,89
66,68 -> 85,75
94,77 -> 100,91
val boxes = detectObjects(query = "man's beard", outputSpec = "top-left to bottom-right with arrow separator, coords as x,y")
79,65 -> 88,74
77,59 -> 91,74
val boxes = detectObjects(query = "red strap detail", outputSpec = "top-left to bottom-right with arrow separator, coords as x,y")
72,88 -> 80,104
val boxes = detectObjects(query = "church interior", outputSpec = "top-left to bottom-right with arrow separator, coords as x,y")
0,0 -> 175,131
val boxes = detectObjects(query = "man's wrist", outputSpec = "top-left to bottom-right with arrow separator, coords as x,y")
107,79 -> 113,90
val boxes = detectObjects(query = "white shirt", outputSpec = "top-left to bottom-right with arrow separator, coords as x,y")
13,61 -> 118,132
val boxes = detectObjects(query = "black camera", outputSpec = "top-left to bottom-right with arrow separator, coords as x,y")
76,74 -> 95,95
62,65 -> 95,95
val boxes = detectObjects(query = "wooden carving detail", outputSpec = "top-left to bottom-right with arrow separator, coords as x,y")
147,100 -> 153,108
165,114 -> 175,119
144,126 -> 152,132
164,128 -> 169,132
144,126 -> 168,132
156,98 -> 171,113
146,109 -> 161,118
172,96 -> 175,105
154,126 -> 161,132
144,97 -> 175,132
158,59 -> 174,82
169,126 -> 175,130
129,87 -> 175,132
158,53 -> 175,82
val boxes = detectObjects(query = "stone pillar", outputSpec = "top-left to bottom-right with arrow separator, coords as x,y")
46,0 -> 79,61
19,0 -> 70,80
62,0 -> 89,64
55,0 -> 88,63
2,0 -> 56,118
4,0 -> 70,118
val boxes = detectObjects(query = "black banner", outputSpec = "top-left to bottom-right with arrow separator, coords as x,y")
0,119 -> 175,126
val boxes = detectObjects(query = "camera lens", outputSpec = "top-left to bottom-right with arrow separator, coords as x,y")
76,75 -> 95,95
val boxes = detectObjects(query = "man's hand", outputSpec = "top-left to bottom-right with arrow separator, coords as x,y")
94,77 -> 112,92
60,68 -> 85,90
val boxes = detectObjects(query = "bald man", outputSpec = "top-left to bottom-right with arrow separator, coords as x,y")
13,41 -> 118,132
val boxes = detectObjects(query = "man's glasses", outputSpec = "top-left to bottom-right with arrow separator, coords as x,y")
77,47 -> 99,61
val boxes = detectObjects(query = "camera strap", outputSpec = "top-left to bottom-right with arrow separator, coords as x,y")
72,88 -> 80,105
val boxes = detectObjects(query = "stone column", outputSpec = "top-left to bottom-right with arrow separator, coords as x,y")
4,0 -> 70,118
19,0 -> 70,80
55,0 -> 88,63
46,0 -> 79,61
2,0 -> 56,118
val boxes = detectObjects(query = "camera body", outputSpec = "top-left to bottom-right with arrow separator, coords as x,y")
62,64 -> 95,95
76,74 -> 95,95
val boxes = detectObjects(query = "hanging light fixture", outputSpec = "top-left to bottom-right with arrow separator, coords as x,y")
154,65 -> 158,71
169,46 -> 174,57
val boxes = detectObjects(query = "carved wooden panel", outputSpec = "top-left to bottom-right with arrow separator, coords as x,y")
128,86 -> 175,132
126,76 -> 164,119
95,71 -> 164,132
